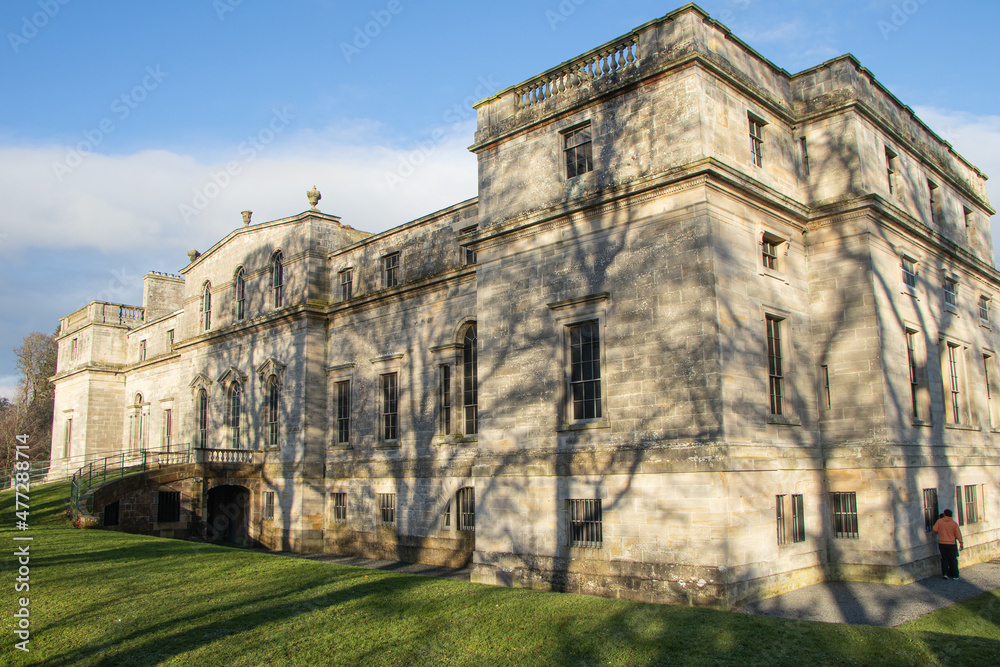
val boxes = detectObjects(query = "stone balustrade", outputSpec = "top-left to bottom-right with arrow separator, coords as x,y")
197,448 -> 257,465
514,36 -> 639,110
61,301 -> 146,335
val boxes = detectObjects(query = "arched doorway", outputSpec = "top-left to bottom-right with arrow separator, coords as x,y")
206,485 -> 251,546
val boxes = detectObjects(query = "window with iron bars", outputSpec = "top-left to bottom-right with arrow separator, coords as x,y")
922,488 -> 938,533
262,491 -> 275,521
831,492 -> 858,539
157,491 -> 181,523
457,487 -> 475,532
568,499 -> 603,548
333,492 -> 347,524
378,492 -> 396,526
776,494 -> 805,545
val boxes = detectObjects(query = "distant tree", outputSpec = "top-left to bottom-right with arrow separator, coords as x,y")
3,331 -> 59,466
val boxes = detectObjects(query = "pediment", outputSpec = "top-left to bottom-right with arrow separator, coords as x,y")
217,366 -> 249,386
256,358 -> 287,384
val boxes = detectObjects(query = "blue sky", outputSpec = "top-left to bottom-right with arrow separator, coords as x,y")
1,0 -> 998,400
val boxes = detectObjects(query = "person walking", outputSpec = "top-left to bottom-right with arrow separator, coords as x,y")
932,509 -> 964,579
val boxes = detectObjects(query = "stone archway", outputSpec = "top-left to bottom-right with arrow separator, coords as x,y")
206,485 -> 251,546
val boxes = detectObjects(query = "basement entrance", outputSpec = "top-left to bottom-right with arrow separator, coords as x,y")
206,485 -> 250,547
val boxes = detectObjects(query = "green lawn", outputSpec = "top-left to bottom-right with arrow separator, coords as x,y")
2,482 -> 999,666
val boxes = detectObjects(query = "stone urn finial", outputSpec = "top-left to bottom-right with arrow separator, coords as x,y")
187,249 -> 201,263
307,185 -> 321,210
241,210 -> 252,226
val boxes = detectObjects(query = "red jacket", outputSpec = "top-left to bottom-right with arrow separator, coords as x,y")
933,516 -> 963,546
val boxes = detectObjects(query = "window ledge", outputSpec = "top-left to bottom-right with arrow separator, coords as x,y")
436,435 -> 478,446
558,420 -> 611,432
990,428 -> 1000,435
944,305 -> 959,315
329,443 -> 353,451
944,423 -> 980,432
911,420 -> 932,428
767,415 -> 801,426
979,320 -> 992,331
374,441 -> 401,450
901,287 -> 919,300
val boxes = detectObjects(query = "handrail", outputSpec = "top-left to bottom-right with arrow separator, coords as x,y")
68,445 -> 191,522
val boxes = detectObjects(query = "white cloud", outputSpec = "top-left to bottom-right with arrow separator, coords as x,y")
0,121 -> 479,257
0,375 -> 19,402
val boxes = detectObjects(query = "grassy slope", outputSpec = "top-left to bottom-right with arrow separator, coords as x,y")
1,482 -> 999,666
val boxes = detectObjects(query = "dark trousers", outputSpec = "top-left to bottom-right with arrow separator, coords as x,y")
939,543 -> 959,578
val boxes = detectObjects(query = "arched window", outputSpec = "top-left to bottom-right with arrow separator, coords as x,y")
271,252 -> 284,309
463,323 -> 478,435
265,376 -> 279,448
235,268 -> 246,321
227,382 -> 242,449
198,389 -> 209,448
202,282 -> 212,330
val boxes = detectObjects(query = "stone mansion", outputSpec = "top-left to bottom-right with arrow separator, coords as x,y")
51,4 -> 999,606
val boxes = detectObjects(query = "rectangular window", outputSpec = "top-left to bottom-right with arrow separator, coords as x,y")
439,365 -> 452,435
71,337 -> 78,360
443,499 -> 451,529
139,340 -> 147,362
381,373 -> 399,441
821,365 -> 831,410
749,115 -> 765,167
906,330 -> 921,420
902,257 -> 917,290
333,492 -> 347,523
985,354 -> 995,429
568,499 -> 602,548
383,253 -> 399,288
964,205 -> 974,228
776,495 -> 786,545
157,491 -> 181,523
163,409 -> 172,451
340,269 -> 353,301
167,329 -> 175,350
63,418 -> 72,458
980,296 -> 990,323
568,321 -> 602,421
762,237 -> 779,270
564,124 -> 593,178
831,492 -> 858,539
922,488 -> 939,533
946,343 -> 963,425
799,136 -> 810,176
103,501 -> 120,527
766,315 -> 784,416
885,147 -> 898,195
955,486 -> 965,526
457,487 -> 475,532
378,492 -> 395,527
262,491 -> 275,521
777,494 -> 805,544
460,226 -> 477,265
336,380 -> 351,444
791,494 -> 805,543
943,278 -> 958,308
965,485 -> 980,525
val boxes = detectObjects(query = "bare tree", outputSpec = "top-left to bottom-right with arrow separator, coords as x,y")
2,331 -> 59,465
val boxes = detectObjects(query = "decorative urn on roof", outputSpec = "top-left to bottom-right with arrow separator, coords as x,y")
307,186 -> 321,210
241,210 -> 252,226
